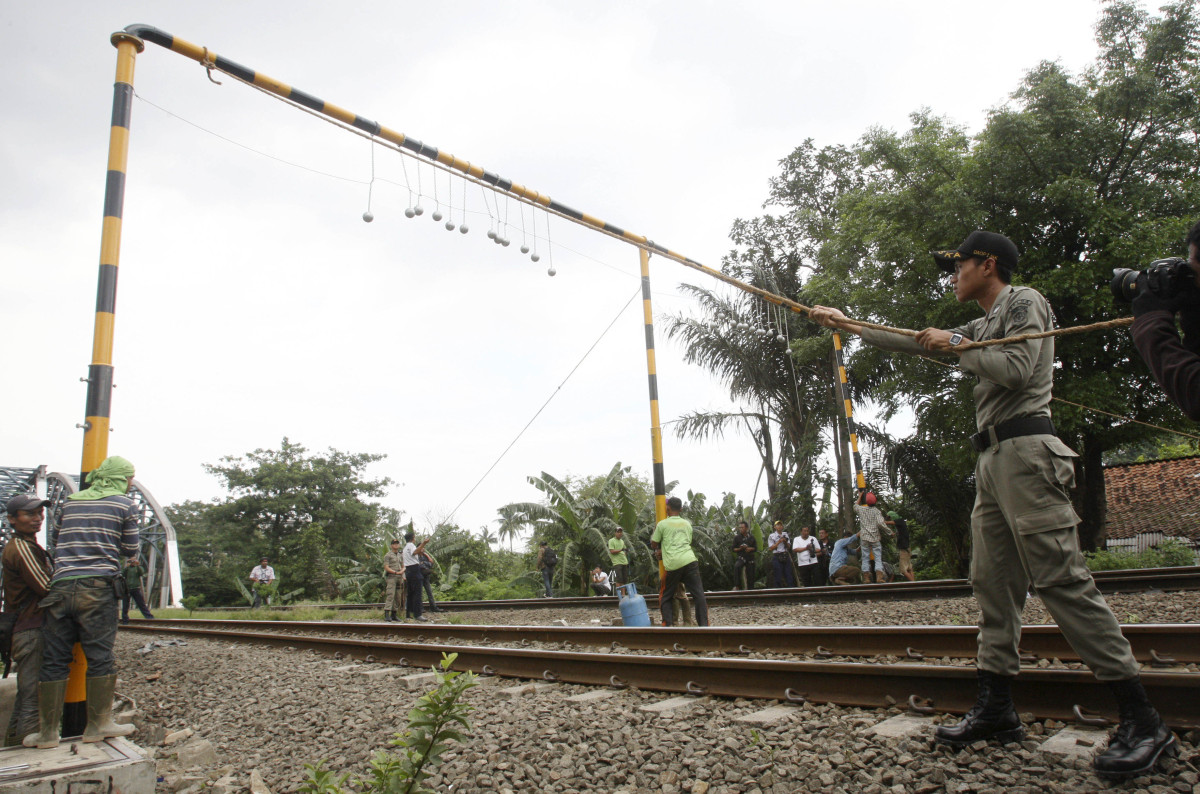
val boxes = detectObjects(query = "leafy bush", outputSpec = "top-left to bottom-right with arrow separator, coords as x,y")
439,574 -> 540,602
1086,538 -> 1198,571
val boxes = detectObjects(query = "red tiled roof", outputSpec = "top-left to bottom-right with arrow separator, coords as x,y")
1104,456 -> 1200,541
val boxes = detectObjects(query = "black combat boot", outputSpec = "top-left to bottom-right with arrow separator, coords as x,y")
934,669 -> 1025,747
1092,677 -> 1177,780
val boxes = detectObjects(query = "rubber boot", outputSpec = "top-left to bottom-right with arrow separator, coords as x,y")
81,674 -> 134,742
934,670 -> 1025,747
23,679 -> 67,748
1093,677 -> 1178,780
383,611 -> 393,622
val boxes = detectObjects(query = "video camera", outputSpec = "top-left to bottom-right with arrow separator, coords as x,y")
1111,257 -> 1196,303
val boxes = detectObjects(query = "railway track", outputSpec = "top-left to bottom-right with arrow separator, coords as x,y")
132,619 -> 1200,665
122,623 -> 1200,729
200,565 -> 1200,613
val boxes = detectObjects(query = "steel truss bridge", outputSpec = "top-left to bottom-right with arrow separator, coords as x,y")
0,465 -> 183,608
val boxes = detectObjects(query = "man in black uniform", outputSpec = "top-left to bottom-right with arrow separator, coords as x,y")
731,521 -> 756,589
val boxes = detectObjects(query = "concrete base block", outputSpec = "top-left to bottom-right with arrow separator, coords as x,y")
567,689 -> 619,703
1039,726 -> 1105,758
734,705 -> 801,727
498,682 -> 557,698
331,664 -> 359,672
0,736 -> 154,793
356,667 -> 409,679
866,713 -> 938,739
639,696 -> 707,715
397,673 -> 438,690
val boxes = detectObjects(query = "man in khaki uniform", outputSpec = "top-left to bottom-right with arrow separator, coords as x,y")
811,230 -> 1173,780
382,539 -> 405,622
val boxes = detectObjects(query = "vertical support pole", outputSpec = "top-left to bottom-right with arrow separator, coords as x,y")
639,250 -> 668,583
831,332 -> 867,495
65,30 -> 145,738
80,32 -> 144,483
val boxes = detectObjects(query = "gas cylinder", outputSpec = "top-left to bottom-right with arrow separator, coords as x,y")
616,582 -> 651,627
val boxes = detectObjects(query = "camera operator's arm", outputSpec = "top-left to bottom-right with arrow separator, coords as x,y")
1131,308 -> 1200,421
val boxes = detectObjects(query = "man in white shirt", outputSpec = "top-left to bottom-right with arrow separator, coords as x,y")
402,530 -> 429,622
249,558 -> 275,607
792,526 -> 821,587
590,567 -> 612,596
766,521 -> 795,587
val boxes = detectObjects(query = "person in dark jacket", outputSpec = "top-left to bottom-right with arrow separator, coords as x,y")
2,495 -> 52,746
1130,219 -> 1200,420
120,557 -> 155,623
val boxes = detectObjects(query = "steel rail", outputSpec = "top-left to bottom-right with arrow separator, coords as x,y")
131,619 -> 1200,664
200,566 -> 1200,612
120,624 -> 1200,729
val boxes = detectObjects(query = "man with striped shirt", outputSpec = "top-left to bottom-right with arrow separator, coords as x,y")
24,456 -> 139,749
2,494 -> 53,745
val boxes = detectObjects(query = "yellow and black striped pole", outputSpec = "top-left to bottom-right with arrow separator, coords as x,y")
639,250 -> 668,591
67,30 -> 145,737
832,331 -> 867,496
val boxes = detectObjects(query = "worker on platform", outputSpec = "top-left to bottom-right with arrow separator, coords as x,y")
25,456 -> 139,748
2,495 -> 53,746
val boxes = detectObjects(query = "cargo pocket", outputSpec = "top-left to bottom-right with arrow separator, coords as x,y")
1015,506 -> 1089,588
1041,438 -> 1079,490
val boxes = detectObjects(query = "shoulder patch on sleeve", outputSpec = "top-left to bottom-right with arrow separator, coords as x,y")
1008,297 -> 1033,325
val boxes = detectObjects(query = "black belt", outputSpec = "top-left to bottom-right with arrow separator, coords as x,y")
969,416 -> 1056,452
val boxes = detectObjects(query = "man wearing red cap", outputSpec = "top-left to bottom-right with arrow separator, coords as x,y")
811,231 -> 1174,780
853,492 -> 892,583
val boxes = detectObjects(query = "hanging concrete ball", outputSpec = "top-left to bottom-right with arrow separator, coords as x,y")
520,245 -> 530,254
777,335 -> 787,343
362,211 -> 374,223
487,229 -> 497,240
547,266 -> 557,277
414,205 -> 425,216
501,238 -> 511,247
404,208 -> 416,219
445,221 -> 456,231
432,211 -> 443,222
531,253 -> 540,262
459,224 -> 469,234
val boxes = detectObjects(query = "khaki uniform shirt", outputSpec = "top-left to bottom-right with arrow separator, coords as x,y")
383,550 -> 405,578
860,284 -> 1054,431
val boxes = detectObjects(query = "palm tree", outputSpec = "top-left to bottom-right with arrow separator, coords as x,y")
494,505 -> 528,552
479,526 -> 499,549
501,464 -> 631,595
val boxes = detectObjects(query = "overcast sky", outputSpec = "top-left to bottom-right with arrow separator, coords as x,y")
3,1 -> 1108,537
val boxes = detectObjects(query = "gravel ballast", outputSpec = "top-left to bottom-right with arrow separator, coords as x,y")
119,591 -> 1200,793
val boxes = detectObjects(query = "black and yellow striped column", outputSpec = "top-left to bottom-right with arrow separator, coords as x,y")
832,332 -> 867,495
639,250 -> 669,592
80,31 -> 143,482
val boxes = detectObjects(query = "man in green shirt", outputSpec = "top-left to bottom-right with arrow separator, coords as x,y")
649,496 -> 708,627
607,528 -> 629,589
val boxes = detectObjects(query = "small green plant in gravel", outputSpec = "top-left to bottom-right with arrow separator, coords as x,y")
300,653 -> 477,794
181,595 -> 204,616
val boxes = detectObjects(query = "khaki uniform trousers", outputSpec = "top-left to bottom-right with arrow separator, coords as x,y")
971,434 -> 1138,681
384,574 -> 406,613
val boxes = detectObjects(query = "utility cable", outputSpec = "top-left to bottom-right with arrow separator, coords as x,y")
445,287 -> 642,521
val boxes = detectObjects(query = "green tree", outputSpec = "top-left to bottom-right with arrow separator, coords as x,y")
722,1 -> 1200,550
169,438 -> 395,603
502,464 -> 636,595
